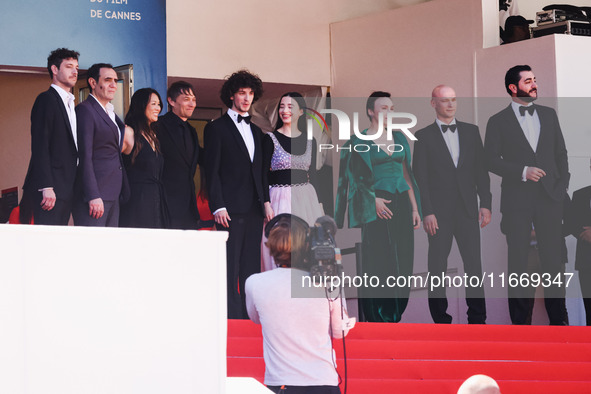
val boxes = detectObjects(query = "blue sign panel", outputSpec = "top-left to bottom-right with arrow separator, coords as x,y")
0,0 -> 167,100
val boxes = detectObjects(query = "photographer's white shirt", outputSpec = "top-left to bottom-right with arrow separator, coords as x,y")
245,268 -> 350,386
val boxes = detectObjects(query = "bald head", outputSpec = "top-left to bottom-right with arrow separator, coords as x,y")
431,85 -> 457,123
457,374 -> 501,394
432,85 -> 456,98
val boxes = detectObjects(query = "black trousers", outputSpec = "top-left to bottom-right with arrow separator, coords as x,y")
219,207 -> 263,319
73,200 -> 120,227
579,268 -> 591,326
360,191 -> 413,323
33,192 -> 72,226
502,187 -> 568,325
427,199 -> 486,324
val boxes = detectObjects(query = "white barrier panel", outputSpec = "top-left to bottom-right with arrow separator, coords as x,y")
0,224 -> 228,394
226,378 -> 273,393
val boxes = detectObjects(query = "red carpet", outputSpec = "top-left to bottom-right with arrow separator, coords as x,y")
227,320 -> 591,393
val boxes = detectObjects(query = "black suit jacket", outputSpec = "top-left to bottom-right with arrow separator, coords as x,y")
569,186 -> 591,271
155,111 -> 201,227
203,113 -> 265,215
23,87 -> 78,201
413,120 -> 491,218
76,96 -> 127,202
484,104 -> 569,213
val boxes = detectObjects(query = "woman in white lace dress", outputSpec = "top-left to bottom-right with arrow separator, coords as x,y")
261,92 -> 324,271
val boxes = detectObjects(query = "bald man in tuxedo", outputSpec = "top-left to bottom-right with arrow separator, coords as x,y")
413,85 -> 491,324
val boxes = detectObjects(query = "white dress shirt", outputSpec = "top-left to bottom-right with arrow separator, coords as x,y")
511,100 -> 540,152
511,101 -> 541,181
436,118 -> 459,167
41,85 -> 77,191
212,108 -> 257,216
89,94 -> 121,143
227,107 -> 255,162
51,84 -> 77,149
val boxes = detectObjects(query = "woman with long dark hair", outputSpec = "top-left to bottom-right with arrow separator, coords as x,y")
120,88 -> 168,228
261,92 -> 324,271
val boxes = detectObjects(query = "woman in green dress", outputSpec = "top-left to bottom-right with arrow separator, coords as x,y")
335,91 -> 421,322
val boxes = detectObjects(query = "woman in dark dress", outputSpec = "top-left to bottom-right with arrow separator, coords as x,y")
335,91 -> 421,323
120,88 -> 168,228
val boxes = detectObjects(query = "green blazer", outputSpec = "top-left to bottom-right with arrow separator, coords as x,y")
334,131 -> 421,229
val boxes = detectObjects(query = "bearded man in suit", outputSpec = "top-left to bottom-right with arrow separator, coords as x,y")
484,65 -> 569,325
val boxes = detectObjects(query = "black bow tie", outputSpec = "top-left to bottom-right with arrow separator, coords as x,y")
237,114 -> 251,124
519,105 -> 536,116
441,124 -> 457,133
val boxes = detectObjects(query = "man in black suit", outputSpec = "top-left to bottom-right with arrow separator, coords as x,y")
569,159 -> 591,326
23,48 -> 80,225
204,70 -> 267,319
74,63 -> 127,227
485,65 -> 569,325
155,81 -> 200,230
413,85 -> 491,324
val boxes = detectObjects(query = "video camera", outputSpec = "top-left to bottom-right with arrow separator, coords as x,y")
264,214 -> 342,278
308,216 -> 342,279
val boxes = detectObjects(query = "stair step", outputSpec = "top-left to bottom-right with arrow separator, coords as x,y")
228,337 -> 591,362
228,357 -> 591,381
227,320 -> 591,393
228,320 -> 591,343
344,379 -> 591,394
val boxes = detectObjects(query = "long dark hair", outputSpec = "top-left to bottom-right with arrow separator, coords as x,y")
125,88 -> 162,163
274,92 -> 307,131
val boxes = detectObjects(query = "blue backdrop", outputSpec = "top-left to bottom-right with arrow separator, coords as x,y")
0,0 -> 167,101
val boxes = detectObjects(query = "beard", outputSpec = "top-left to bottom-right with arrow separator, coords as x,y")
516,87 -> 537,102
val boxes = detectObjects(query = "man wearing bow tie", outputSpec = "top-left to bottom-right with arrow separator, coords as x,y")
74,63 -> 128,227
24,48 -> 80,225
204,70 -> 268,319
485,65 -> 570,325
413,85 -> 491,324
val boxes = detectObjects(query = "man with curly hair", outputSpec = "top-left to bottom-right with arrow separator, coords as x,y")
204,69 -> 268,319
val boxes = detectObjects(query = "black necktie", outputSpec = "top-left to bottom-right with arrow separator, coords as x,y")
519,105 -> 536,116
441,124 -> 457,133
237,114 -> 251,124
182,122 -> 194,158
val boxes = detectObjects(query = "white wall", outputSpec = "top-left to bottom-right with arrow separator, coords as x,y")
330,0 -> 483,98
0,225 -> 229,394
165,0 -> 431,86
166,0 -> 331,85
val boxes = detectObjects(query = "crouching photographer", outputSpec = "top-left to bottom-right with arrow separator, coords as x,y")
245,214 -> 354,394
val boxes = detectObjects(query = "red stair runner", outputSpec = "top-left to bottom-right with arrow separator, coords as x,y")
227,320 -> 591,394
